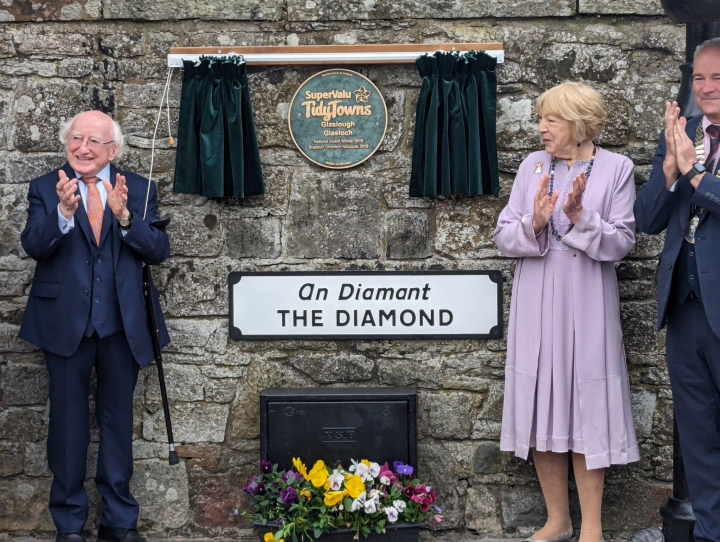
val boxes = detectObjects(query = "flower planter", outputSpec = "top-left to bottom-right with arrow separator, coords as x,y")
253,521 -> 423,542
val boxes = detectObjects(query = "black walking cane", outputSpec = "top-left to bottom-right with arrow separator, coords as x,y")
141,230 -> 178,466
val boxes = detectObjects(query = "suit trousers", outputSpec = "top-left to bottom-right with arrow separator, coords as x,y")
44,331 -> 140,533
666,297 -> 720,542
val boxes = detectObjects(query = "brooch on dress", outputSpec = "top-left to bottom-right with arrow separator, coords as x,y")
534,161 -> 543,174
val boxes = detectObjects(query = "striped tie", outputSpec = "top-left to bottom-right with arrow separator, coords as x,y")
80,176 -> 103,245
706,124 -> 720,175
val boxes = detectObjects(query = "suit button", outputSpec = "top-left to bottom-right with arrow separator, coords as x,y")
94,298 -> 100,303
690,251 -> 694,257
690,274 -> 695,280
96,258 -> 101,263
95,278 -> 100,283
86,259 -> 90,265
668,263 -> 673,269
83,290 -> 89,295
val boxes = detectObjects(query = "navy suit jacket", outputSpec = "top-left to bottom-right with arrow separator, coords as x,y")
634,116 -> 720,337
19,162 -> 171,366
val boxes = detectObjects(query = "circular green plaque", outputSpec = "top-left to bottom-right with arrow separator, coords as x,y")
288,69 -> 388,169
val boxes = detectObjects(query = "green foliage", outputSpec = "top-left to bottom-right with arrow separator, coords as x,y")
242,459 -> 442,541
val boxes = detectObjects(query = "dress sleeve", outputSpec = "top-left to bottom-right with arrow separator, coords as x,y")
561,158 -> 636,262
493,160 -> 549,258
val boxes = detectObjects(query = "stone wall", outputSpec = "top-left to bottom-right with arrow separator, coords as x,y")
0,0 -> 682,538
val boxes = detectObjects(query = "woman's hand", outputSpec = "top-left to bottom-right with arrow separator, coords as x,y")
532,174 -> 559,235
563,172 -> 586,224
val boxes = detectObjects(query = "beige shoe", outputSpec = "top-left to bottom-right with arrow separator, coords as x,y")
524,526 -> 574,542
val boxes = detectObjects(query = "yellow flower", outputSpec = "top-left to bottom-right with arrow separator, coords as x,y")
361,459 -> 371,468
345,474 -> 365,499
300,489 -> 312,500
308,460 -> 329,487
264,533 -> 274,542
293,457 -> 308,480
324,480 -> 331,491
324,491 -> 344,506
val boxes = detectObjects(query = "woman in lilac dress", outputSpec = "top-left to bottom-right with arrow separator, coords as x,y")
494,82 -> 639,542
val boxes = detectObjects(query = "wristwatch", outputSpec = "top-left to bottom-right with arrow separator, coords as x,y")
682,161 -> 706,181
118,210 -> 132,229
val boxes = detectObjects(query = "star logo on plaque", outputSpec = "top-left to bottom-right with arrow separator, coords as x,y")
354,86 -> 371,103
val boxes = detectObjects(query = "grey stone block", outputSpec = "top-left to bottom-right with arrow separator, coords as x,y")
284,171 -> 381,259
226,216 -> 282,259
385,209 -> 431,259
1,362 -> 49,405
104,0 -> 283,20
473,442 -> 501,474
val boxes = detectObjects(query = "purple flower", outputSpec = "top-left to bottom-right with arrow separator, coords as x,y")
395,463 -> 414,475
243,476 -> 266,496
260,460 -> 273,474
281,470 -> 299,484
431,505 -> 442,514
280,486 -> 299,506
393,461 -> 404,471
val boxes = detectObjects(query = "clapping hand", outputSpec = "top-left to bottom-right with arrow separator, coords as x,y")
57,170 -> 80,220
672,115 -> 702,187
532,174 -> 559,235
563,171 -> 586,224
103,173 -> 129,221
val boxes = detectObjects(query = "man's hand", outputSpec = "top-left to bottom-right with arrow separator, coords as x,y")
57,170 -> 80,220
563,172 -> 586,224
663,101 -> 681,189
103,173 -> 129,221
532,174 -> 559,235
673,117 -> 703,188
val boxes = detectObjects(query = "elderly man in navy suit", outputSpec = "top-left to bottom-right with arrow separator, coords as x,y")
19,110 -> 170,542
634,38 -> 720,542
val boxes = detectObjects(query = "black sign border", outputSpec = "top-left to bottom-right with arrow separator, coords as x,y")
228,270 -> 503,341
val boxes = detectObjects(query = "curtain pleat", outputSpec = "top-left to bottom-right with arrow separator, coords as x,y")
409,50 -> 499,197
174,56 -> 264,198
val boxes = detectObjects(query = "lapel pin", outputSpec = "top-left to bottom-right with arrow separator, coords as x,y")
534,161 -> 543,174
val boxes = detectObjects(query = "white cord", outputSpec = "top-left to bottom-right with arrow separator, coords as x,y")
144,66 -> 174,220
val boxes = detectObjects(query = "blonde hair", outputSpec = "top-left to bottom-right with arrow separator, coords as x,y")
536,82 -> 606,143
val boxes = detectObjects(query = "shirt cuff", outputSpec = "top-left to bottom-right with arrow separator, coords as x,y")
57,205 -> 74,234
669,178 -> 680,192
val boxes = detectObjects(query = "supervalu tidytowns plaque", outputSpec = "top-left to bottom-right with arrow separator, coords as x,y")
288,69 -> 388,169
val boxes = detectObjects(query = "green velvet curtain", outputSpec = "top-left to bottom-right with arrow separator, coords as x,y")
174,56 -> 264,198
410,51 -> 499,197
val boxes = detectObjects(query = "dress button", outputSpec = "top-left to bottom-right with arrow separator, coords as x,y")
95,278 -> 100,283
573,253 -> 577,257
83,289 -> 89,296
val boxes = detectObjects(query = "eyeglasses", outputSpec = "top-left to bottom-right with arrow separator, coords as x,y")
68,134 -> 114,150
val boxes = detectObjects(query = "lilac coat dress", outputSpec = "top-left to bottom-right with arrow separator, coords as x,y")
494,148 -> 640,470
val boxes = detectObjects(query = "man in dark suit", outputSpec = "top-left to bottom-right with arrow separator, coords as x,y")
19,110 -> 170,542
634,38 -> 720,542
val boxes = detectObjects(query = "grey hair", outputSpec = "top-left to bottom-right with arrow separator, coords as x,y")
695,37 -> 720,60
58,112 -> 125,159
